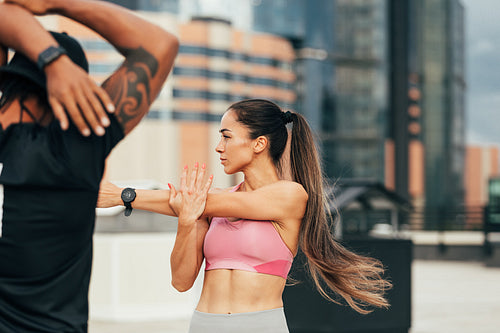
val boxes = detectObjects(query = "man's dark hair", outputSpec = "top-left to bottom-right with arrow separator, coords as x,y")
0,31 -> 88,114
0,72 -> 49,111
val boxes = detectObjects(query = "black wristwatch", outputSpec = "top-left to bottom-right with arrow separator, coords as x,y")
121,187 -> 136,217
37,45 -> 67,70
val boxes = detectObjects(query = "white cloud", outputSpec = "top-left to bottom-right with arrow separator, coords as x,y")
467,129 -> 494,145
471,39 -> 495,56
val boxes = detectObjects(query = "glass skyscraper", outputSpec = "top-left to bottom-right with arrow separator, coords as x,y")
254,0 -> 388,181
416,0 -> 466,222
325,0 -> 389,181
253,0 -> 466,229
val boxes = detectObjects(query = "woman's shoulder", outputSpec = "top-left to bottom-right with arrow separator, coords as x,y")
210,181 -> 307,203
266,179 -> 305,190
262,180 -> 308,202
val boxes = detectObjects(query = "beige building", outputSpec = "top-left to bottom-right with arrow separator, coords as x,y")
465,145 -> 499,207
41,13 -> 296,190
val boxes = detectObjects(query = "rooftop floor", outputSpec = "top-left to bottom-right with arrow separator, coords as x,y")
89,259 -> 500,333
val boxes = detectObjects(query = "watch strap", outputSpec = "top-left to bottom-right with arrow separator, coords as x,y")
124,203 -> 133,217
37,45 -> 67,71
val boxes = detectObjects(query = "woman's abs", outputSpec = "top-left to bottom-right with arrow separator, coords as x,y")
196,269 -> 286,314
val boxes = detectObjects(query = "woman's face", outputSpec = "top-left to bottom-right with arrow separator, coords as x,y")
215,110 -> 255,174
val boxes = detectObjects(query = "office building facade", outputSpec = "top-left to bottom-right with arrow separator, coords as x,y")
254,0 -> 389,182
414,0 -> 466,225
40,12 -> 296,189
326,0 -> 389,182
253,0 -> 466,229
465,146 -> 499,207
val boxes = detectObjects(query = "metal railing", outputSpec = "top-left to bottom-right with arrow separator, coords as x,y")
406,205 -> 485,231
339,205 -> 486,235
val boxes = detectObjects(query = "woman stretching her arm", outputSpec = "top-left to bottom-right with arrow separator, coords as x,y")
99,99 -> 391,332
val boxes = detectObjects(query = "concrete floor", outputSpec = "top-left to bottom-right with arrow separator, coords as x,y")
410,260 -> 500,333
89,260 -> 500,333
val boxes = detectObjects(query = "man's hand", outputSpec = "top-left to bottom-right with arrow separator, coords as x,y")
5,0 -> 115,136
45,56 -> 115,136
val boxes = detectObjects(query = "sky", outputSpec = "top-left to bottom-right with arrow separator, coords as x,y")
462,0 -> 500,145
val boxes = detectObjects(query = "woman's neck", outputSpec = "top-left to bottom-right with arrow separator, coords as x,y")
241,159 -> 280,192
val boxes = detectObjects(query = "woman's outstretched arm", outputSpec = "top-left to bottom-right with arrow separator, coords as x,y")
98,173 -> 307,223
97,180 -> 176,216
204,181 -> 308,222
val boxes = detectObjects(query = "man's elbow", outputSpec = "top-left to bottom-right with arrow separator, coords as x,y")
159,32 -> 179,59
169,35 -> 180,53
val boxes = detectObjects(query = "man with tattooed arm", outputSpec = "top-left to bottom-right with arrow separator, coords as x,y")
0,1 -> 178,332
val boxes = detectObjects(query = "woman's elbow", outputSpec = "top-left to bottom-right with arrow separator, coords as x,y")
171,278 -> 194,292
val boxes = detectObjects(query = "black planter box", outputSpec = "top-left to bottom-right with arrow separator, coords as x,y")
283,237 -> 413,333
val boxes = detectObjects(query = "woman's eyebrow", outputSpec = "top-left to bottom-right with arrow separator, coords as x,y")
219,128 -> 232,133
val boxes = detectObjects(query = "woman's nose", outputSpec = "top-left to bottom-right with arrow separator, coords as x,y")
215,140 -> 224,153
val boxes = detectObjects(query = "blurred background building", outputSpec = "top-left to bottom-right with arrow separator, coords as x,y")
251,0 -> 486,233
43,4 -> 296,191
60,0 -> 498,231
36,0 -> 500,325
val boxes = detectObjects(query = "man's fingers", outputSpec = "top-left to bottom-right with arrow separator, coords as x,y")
75,89 -> 104,136
49,97 -> 69,130
84,84 -> 110,129
94,84 -> 115,114
63,97 -> 91,137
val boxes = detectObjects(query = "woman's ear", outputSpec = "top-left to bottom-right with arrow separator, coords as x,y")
253,135 -> 268,154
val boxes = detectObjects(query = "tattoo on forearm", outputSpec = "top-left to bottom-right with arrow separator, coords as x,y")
103,47 -> 159,133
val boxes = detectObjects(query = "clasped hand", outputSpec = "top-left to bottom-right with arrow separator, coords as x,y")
168,163 -> 213,223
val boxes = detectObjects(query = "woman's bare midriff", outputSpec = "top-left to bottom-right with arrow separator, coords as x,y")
195,269 -> 287,314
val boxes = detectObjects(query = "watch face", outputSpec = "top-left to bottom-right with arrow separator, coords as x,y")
121,188 -> 136,202
44,47 -> 63,63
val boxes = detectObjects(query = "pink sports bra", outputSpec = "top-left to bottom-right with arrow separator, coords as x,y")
203,183 -> 294,279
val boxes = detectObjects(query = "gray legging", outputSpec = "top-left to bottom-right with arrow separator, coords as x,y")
188,307 -> 289,333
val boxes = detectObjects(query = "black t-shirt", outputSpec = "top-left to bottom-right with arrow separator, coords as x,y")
0,115 -> 124,332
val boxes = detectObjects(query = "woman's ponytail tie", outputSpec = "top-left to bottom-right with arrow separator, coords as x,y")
281,110 -> 294,124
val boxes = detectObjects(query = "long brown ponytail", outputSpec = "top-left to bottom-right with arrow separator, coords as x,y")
229,99 -> 391,314
290,111 -> 391,314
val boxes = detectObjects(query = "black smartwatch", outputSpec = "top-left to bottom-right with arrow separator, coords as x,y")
121,187 -> 136,217
37,45 -> 67,70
